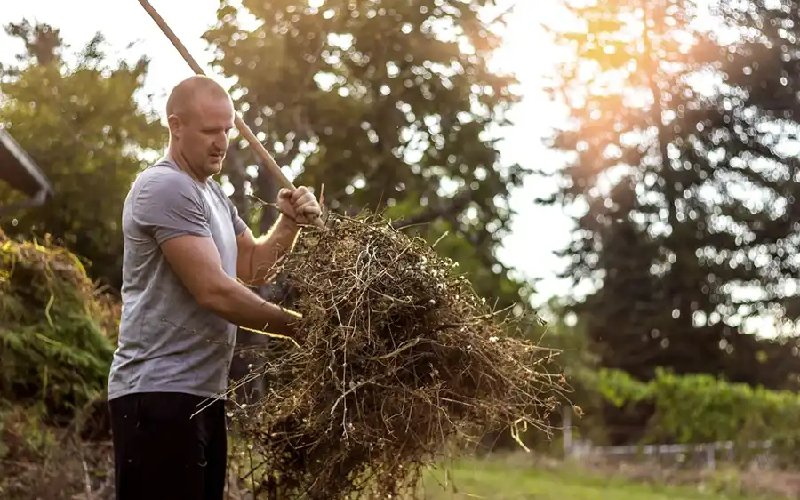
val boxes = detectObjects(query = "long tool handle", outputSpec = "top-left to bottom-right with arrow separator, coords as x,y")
138,0 -> 324,227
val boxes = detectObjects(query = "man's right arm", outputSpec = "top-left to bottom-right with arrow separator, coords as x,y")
131,171 -> 300,338
160,234 -> 300,338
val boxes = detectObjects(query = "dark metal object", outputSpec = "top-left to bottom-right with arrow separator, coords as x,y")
0,127 -> 53,216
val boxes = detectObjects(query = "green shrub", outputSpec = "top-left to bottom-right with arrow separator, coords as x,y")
0,231 -> 115,421
595,368 -> 800,464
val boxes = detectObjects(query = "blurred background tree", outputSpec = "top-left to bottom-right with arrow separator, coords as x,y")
0,20 -> 163,290
203,0 -> 531,309
542,0 -> 800,390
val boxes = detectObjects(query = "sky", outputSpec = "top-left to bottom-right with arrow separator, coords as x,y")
0,0 -> 575,307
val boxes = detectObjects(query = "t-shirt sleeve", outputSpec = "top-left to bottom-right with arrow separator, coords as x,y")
132,173 -> 212,245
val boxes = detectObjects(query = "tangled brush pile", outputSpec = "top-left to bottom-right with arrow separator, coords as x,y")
228,213 -> 565,499
0,230 -> 118,498
0,229 -> 114,419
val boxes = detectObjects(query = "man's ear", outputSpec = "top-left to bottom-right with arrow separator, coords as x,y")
167,114 -> 182,139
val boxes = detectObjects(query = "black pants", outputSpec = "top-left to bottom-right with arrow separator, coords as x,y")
109,392 -> 227,500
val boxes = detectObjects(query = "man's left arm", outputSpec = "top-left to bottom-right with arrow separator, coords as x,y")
236,215 -> 299,285
235,186 -> 321,286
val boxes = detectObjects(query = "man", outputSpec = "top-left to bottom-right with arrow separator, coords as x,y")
107,75 -> 321,500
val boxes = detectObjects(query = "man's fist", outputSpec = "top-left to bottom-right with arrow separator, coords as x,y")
277,186 -> 322,225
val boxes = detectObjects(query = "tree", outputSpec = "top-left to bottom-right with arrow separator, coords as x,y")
0,20 -> 163,289
202,0 -> 530,308
543,0 -> 800,385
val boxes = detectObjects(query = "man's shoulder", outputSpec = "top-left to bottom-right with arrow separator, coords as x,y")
124,162 -> 206,223
137,161 -> 189,183
133,162 -> 198,196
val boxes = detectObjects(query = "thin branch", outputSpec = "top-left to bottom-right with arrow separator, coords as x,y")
391,190 -> 473,230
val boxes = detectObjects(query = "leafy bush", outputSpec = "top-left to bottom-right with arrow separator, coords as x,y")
595,368 -> 800,464
0,230 -> 115,421
0,230 -> 117,499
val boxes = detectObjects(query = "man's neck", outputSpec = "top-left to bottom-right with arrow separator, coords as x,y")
166,144 -> 207,183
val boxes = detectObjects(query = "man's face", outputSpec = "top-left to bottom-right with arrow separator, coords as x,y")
170,92 -> 234,178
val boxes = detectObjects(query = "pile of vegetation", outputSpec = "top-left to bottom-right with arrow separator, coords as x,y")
0,229 -> 117,497
228,213 -> 566,499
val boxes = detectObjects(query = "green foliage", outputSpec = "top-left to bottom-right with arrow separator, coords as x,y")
0,20 -> 163,288
543,0 -> 800,382
594,368 -> 800,462
0,231 -> 115,421
203,0 -> 530,308
595,369 -> 651,409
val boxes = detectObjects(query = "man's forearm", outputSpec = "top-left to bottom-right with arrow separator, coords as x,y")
249,215 -> 300,284
202,277 -> 301,338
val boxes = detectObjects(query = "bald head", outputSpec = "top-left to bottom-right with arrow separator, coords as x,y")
166,75 -> 231,119
166,76 -> 235,180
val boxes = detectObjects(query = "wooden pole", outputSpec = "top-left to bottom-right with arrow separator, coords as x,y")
137,0 -> 324,228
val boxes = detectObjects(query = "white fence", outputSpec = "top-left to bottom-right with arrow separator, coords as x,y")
561,407 -> 774,470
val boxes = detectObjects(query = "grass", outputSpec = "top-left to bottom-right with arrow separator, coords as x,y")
415,457 -> 766,500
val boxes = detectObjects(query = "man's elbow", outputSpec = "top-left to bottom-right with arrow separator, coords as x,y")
194,279 -> 234,314
236,242 -> 258,286
196,290 -> 221,311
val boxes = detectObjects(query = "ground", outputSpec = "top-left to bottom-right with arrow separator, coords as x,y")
416,456 -> 781,500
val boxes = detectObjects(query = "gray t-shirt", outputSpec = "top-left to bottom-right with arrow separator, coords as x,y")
107,158 -> 248,400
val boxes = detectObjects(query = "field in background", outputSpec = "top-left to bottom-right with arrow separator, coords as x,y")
415,456 -> 781,500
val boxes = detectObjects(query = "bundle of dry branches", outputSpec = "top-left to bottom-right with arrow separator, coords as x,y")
227,213 -> 565,499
